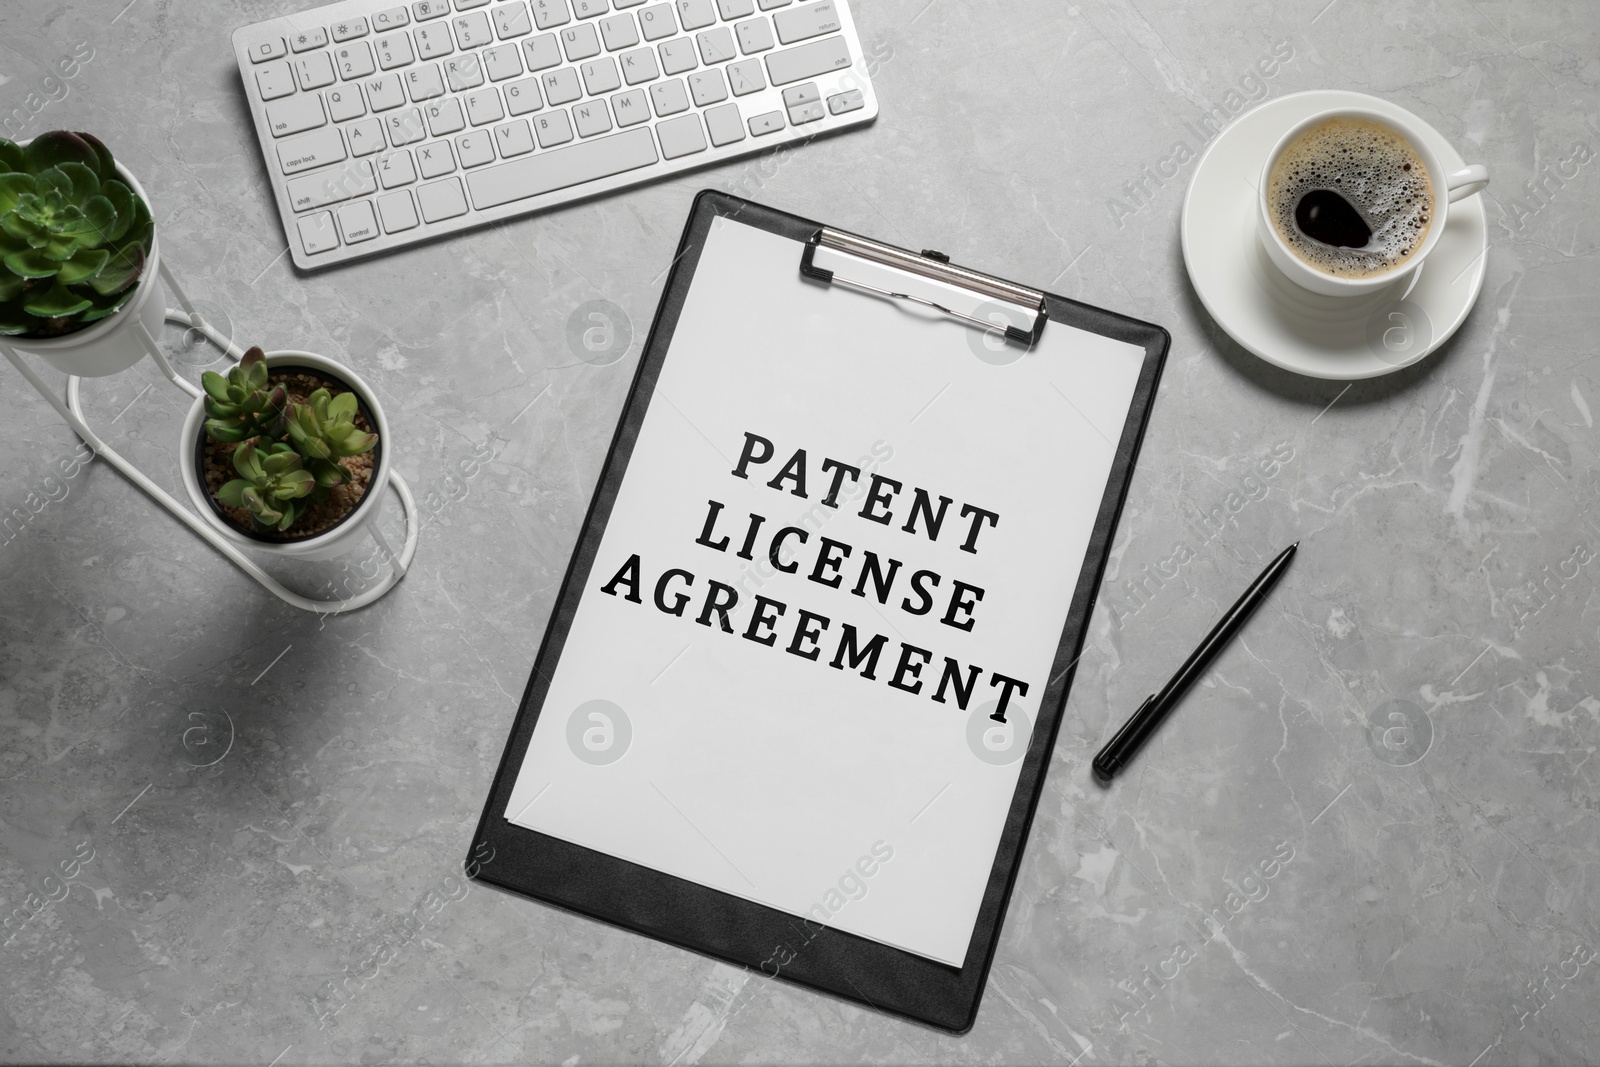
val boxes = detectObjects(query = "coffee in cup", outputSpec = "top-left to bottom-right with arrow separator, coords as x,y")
1265,116 -> 1434,280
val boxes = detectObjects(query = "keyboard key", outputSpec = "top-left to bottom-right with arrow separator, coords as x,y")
764,35 -> 849,84
704,102 -> 744,145
326,84 -> 367,121
561,23 -> 601,60
531,0 -> 572,28
773,1 -> 839,44
372,7 -> 410,30
523,34 -> 563,70
277,126 -> 347,174
418,177 -> 469,221
287,159 -> 376,211
266,93 -> 326,136
466,125 -> 657,208
747,109 -> 783,135
494,118 -> 536,155
427,96 -> 466,133
455,0 -> 492,8
255,61 -> 296,100
414,24 -> 454,58
621,47 -> 659,84
249,37 -> 287,63
338,198 -> 381,242
688,68 -> 726,106
616,0 -> 648,6
364,72 -> 407,110
735,17 -> 773,54
727,58 -> 763,94
445,53 -> 486,90
827,88 -> 863,115
417,140 -> 456,176
533,108 -> 575,146
484,43 -> 523,80
716,0 -> 754,17
332,18 -> 370,42
386,108 -> 429,144
574,0 -> 609,15
453,12 -> 494,48
378,148 -> 417,186
573,99 -> 612,136
581,56 -> 621,94
494,2 -> 533,38
611,88 -> 650,126
675,0 -> 715,30
347,118 -> 386,154
291,27 -> 329,52
505,77 -> 545,114
456,129 -> 496,166
600,13 -> 640,50
336,41 -> 377,79
658,38 -> 697,75
781,81 -> 817,107
757,0 -> 791,8
466,87 -> 506,124
541,67 -> 582,104
378,189 -> 419,232
374,32 -> 415,69
697,27 -> 735,64
297,210 -> 339,253
649,78 -> 689,115
783,81 -> 823,124
296,52 -> 337,90
413,0 -> 452,19
406,63 -> 447,99
637,3 -> 676,40
655,112 -> 706,158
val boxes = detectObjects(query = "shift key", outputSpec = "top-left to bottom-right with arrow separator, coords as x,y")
764,36 -> 851,86
286,159 -> 376,211
773,1 -> 840,44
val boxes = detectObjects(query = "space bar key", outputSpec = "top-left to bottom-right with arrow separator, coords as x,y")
467,129 -> 660,211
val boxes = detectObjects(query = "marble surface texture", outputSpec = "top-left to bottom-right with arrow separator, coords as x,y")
2,0 -> 1598,1064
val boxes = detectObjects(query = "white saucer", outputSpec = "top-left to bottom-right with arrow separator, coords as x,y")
1180,90 -> 1489,380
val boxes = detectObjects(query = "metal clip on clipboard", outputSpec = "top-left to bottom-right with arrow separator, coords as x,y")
799,227 -> 1049,348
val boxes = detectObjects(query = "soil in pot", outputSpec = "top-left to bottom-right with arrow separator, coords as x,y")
199,367 -> 379,542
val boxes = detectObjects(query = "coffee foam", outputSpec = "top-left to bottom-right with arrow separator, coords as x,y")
1267,117 -> 1434,278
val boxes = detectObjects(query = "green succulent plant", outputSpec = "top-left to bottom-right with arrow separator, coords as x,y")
216,441 -> 316,532
199,347 -> 380,537
201,346 -> 289,443
0,131 -> 154,338
286,386 -> 379,487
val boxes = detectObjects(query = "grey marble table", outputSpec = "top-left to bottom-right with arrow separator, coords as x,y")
3,1 -> 1598,1064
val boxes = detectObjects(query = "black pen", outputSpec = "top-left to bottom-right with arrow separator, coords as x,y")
1092,542 -> 1299,782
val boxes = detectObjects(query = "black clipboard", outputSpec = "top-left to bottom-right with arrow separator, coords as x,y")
469,191 -> 1169,1033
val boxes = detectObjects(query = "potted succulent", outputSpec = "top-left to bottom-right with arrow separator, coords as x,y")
178,347 -> 393,561
0,131 -> 160,377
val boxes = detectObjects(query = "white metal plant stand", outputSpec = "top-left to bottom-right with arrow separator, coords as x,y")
1,260 -> 418,613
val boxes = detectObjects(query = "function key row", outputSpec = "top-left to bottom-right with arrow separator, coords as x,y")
250,0 -> 818,61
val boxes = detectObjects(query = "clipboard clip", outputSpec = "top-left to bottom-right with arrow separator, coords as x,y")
799,227 -> 1048,349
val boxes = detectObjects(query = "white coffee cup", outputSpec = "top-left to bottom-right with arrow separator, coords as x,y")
1257,107 -> 1488,297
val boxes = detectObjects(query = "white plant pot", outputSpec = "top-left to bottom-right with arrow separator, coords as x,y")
179,351 -> 391,562
3,159 -> 164,378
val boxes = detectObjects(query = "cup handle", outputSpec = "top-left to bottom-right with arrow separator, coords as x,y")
1445,164 -> 1490,203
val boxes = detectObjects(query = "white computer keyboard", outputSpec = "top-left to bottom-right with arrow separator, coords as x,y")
232,0 -> 878,269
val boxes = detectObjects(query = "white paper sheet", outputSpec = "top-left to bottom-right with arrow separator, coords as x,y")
504,216 -> 1146,965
